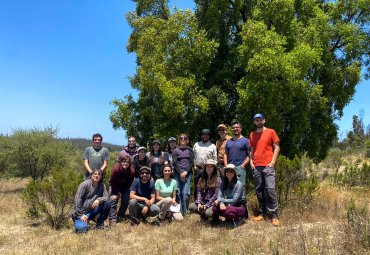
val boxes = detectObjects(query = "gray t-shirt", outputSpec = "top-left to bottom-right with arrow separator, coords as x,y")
83,146 -> 109,179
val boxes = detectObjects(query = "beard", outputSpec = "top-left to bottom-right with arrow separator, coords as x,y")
255,123 -> 264,128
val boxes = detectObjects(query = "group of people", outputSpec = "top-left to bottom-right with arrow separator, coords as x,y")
71,113 -> 281,233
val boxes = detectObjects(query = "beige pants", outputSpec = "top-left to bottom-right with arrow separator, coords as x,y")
156,197 -> 183,221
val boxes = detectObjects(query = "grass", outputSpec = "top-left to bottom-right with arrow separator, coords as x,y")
0,179 -> 369,254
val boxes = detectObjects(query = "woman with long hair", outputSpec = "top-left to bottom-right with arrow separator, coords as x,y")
212,163 -> 247,228
166,137 -> 177,165
155,164 -> 183,221
172,134 -> 194,215
189,159 -> 221,221
147,140 -> 168,181
109,155 -> 135,225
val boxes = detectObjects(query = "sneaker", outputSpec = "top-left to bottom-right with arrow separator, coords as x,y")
226,218 -> 245,229
130,216 -> 141,226
271,218 -> 280,227
95,224 -> 110,230
252,215 -> 264,221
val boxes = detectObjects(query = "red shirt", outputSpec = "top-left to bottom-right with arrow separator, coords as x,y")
249,128 -> 279,166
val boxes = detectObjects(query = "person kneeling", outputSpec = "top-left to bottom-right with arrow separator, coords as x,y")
212,164 -> 247,228
71,169 -> 110,233
128,166 -> 160,225
189,159 -> 221,222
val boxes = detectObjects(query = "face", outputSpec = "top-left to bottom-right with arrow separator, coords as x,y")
93,136 -> 102,148
218,128 -> 226,137
253,118 -> 265,128
225,169 -> 235,180
231,124 -> 242,136
179,136 -> 188,145
138,150 -> 146,159
153,143 -> 160,151
201,133 -> 210,142
169,140 -> 177,149
128,137 -> 136,148
205,164 -> 215,175
91,171 -> 102,183
140,170 -> 150,182
120,160 -> 130,169
163,166 -> 172,177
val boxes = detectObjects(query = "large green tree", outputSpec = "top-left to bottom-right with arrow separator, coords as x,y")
111,0 -> 370,161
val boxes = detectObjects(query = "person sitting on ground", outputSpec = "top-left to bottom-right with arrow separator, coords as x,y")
71,169 -> 110,233
109,155 -> 135,226
128,166 -> 160,225
155,164 -> 183,222
147,140 -> 169,181
212,164 -> 248,228
189,159 -> 221,221
132,147 -> 149,178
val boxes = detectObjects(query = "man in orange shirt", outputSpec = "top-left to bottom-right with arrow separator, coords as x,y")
249,113 -> 281,226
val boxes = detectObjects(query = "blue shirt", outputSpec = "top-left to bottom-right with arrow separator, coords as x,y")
225,136 -> 249,167
130,178 -> 156,201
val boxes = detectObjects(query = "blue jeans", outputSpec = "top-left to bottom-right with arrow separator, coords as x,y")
73,201 -> 110,233
236,166 -> 246,187
174,170 -> 192,215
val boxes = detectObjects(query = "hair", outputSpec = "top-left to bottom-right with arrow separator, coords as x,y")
92,133 -> 103,141
160,163 -> 173,178
91,169 -> 103,183
127,136 -> 136,141
149,142 -> 162,156
167,140 -> 177,154
198,164 -> 218,190
177,133 -> 189,146
231,119 -> 242,128
118,155 -> 131,165
223,169 -> 238,190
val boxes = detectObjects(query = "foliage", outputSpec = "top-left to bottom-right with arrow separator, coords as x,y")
275,155 -> 319,206
333,162 -> 370,187
0,127 -> 75,180
346,197 -> 370,249
111,0 -> 370,162
22,167 -> 82,230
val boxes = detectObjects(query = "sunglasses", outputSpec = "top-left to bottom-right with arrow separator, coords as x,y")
225,169 -> 235,173
218,129 -> 226,132
180,137 -> 188,140
141,172 -> 150,175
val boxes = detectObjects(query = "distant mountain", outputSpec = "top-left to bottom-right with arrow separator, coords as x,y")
60,138 -> 123,152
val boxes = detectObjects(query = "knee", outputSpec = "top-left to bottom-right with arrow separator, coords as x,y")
129,199 -> 138,207
163,197 -> 173,204
151,204 -> 160,214
74,220 -> 88,233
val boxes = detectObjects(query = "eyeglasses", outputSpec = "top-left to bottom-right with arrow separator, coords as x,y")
218,129 -> 226,132
128,140 -> 136,143
180,137 -> 188,140
141,172 -> 150,175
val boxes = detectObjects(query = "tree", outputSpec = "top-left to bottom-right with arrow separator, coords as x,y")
111,0 -> 370,161
0,127 -> 75,180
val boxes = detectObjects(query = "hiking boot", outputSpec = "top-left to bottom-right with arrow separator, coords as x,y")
95,224 -> 110,230
130,216 -> 141,226
252,215 -> 264,221
271,218 -> 280,227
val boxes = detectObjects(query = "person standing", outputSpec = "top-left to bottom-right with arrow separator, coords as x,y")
224,120 -> 250,187
215,124 -> 232,175
172,134 -> 194,216
249,113 -> 281,226
109,155 -> 135,226
128,166 -> 160,225
83,133 -> 109,180
118,136 -> 139,160
71,169 -> 110,232
193,129 -> 217,199
167,137 -> 177,165
147,140 -> 169,181
132,147 -> 149,178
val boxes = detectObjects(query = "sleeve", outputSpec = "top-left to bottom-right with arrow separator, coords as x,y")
272,129 -> 280,143
155,180 -> 161,190
205,177 -> 221,208
172,179 -> 177,191
217,182 -> 224,202
103,148 -> 109,161
109,166 -> 119,195
130,179 -> 138,192
83,148 -> 89,160
220,182 -> 243,205
98,183 -> 109,202
196,180 -> 202,204
185,148 -> 194,172
74,182 -> 87,217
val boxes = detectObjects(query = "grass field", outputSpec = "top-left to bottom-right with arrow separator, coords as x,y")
0,178 -> 369,255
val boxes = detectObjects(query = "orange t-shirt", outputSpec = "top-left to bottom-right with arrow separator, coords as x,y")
249,128 -> 279,166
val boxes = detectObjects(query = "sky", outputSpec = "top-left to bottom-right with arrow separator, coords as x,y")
0,1 -> 369,145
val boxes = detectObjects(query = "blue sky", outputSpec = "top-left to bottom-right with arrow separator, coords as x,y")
0,1 -> 369,145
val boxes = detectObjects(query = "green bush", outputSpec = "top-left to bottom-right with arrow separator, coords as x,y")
0,127 -> 75,180
334,163 -> 370,187
346,197 -> 370,249
22,167 -> 82,230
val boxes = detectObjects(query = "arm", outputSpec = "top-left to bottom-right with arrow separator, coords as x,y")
241,155 -> 250,169
74,182 -> 87,217
250,146 -> 255,170
130,191 -> 150,204
223,148 -> 228,166
212,144 -> 217,161
268,142 -> 280,167
219,182 -> 244,205
205,178 -> 221,208
156,189 -> 164,202
83,160 -> 93,175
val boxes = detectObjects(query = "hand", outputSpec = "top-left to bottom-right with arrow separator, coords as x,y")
144,198 -> 150,206
91,199 -> 100,209
111,195 -> 118,201
267,161 -> 275,168
81,215 -> 88,223
250,161 -> 255,170
142,206 -> 148,215
172,199 -> 177,205
220,203 -> 226,211
214,200 -> 219,206
180,171 -> 187,182
197,203 -> 203,212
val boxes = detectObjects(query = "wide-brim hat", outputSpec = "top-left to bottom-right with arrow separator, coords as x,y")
152,139 -> 161,145
204,159 -> 218,168
138,146 -> 147,152
224,163 -> 237,173
139,166 -> 151,173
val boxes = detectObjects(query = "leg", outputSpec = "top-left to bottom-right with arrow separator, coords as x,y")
172,212 -> 183,221
236,166 -> 247,187
128,199 -> 139,219
118,189 -> 130,218
188,202 -> 199,214
183,172 -> 193,215
253,166 -> 267,216
156,197 -> 172,220
205,207 -> 214,218
263,166 -> 279,218
148,204 -> 160,217
193,169 -> 202,201
93,201 -> 110,226
222,205 -> 246,221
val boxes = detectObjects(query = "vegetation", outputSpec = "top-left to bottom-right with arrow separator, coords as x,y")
110,0 -> 370,162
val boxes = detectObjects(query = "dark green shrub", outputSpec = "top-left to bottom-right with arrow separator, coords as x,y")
346,197 -> 370,249
22,167 -> 82,230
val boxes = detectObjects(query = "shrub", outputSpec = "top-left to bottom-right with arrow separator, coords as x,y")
346,197 -> 370,249
22,167 -> 82,230
0,127 -> 75,180
334,163 -> 370,187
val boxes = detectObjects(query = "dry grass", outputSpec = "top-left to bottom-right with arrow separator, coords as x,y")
0,179 -> 369,255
